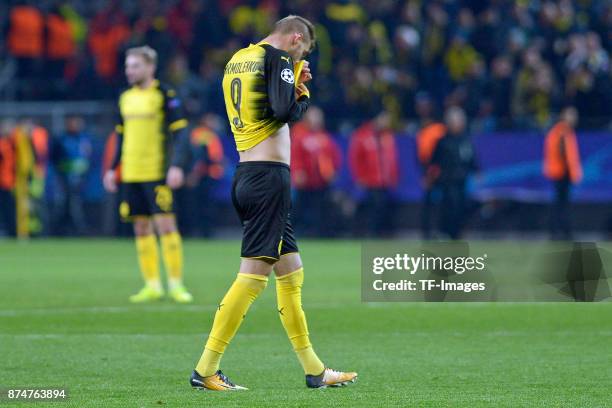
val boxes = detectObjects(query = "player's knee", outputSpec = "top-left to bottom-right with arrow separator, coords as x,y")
153,215 -> 177,235
239,258 -> 273,276
274,253 -> 303,276
133,218 -> 153,236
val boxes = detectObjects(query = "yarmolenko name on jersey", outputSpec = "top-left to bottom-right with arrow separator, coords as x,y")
224,60 -> 264,75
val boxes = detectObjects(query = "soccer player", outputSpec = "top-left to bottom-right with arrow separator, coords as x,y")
103,46 -> 193,304
189,16 -> 357,391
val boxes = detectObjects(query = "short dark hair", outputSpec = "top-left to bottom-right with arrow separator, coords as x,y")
273,15 -> 316,55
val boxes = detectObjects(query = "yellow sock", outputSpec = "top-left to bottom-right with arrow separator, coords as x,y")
160,231 -> 183,289
295,347 -> 325,375
196,273 -> 268,376
276,268 -> 325,375
196,348 -> 222,377
135,234 -> 161,290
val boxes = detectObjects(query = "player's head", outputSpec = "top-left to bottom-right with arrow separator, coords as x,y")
270,15 -> 316,60
560,106 -> 578,128
444,106 -> 467,135
125,45 -> 157,86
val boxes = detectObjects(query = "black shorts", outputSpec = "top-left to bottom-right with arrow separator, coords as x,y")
232,161 -> 298,262
120,180 -> 174,220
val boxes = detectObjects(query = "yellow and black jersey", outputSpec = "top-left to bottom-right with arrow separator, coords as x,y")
222,42 -> 309,151
112,79 -> 190,182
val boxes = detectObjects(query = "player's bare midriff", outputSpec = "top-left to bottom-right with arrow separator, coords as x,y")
238,124 -> 291,165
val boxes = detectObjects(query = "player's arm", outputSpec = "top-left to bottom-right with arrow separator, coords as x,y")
265,48 -> 309,124
109,130 -> 123,170
163,87 -> 191,189
103,105 -> 124,193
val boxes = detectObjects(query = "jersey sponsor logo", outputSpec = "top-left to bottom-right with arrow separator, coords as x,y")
280,68 -> 295,84
281,56 -> 291,64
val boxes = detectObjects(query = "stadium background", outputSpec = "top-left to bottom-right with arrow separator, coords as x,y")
1,2 -> 611,407
0,0 -> 611,238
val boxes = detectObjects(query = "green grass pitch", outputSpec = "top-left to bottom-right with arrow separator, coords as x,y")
0,239 -> 610,407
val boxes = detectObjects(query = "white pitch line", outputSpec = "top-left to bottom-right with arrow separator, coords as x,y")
0,302 -> 364,317
0,301 -> 595,317
0,305 -> 217,316
1,330 -> 610,340
0,304 -> 372,317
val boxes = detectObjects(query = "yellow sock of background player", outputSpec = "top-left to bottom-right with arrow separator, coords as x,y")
196,273 -> 268,376
135,234 -> 161,291
160,231 -> 183,290
276,268 -> 325,375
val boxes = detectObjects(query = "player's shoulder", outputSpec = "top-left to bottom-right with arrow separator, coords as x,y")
156,81 -> 179,100
156,81 -> 183,113
117,85 -> 132,100
260,43 -> 293,66
227,43 -> 268,63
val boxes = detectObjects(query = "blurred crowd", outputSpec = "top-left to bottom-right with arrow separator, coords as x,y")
1,0 -> 611,130
0,103 -> 588,240
0,112 -> 230,238
0,0 -> 609,239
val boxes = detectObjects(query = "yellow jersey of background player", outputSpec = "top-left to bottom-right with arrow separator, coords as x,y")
190,16 -> 357,391
103,45 -> 193,304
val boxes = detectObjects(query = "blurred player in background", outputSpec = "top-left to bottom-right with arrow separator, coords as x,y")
190,16 -> 357,391
103,46 -> 193,303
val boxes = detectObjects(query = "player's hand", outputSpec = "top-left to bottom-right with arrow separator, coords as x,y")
296,83 -> 310,100
298,60 -> 312,84
103,170 -> 118,193
166,166 -> 185,189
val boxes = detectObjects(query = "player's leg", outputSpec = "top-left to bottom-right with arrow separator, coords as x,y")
274,206 -> 357,387
193,258 -> 272,390
121,182 -> 163,303
130,216 -> 164,302
191,162 -> 286,390
152,213 -> 192,303
146,181 -> 192,303
274,252 -> 325,375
